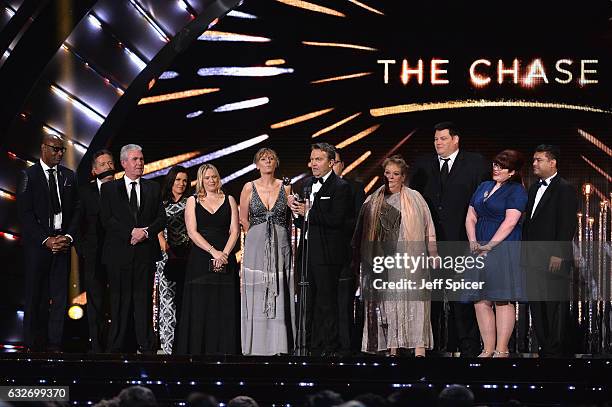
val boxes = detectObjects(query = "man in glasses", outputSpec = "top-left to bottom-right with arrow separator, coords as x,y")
17,134 -> 80,352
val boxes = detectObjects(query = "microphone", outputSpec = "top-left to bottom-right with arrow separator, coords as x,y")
303,184 -> 312,214
96,169 -> 116,180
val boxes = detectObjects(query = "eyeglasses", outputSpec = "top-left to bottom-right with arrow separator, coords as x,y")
492,162 -> 507,170
44,144 -> 67,153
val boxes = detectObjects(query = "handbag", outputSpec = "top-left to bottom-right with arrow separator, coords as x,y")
209,258 -> 227,273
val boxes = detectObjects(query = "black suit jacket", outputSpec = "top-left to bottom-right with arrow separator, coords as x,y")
522,175 -> 578,271
295,171 -> 351,265
344,178 -> 366,234
17,162 -> 80,248
76,181 -> 104,260
409,151 -> 489,242
99,177 -> 166,266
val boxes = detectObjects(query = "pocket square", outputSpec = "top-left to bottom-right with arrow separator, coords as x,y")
319,196 -> 331,200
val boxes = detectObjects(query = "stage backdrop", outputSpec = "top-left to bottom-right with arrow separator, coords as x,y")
111,0 -> 610,205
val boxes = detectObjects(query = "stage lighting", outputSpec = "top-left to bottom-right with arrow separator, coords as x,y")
68,305 -> 84,320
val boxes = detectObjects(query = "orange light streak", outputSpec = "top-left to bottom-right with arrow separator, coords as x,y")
270,108 -> 334,129
578,129 -> 612,157
275,0 -> 345,17
302,41 -> 376,51
364,176 -> 379,193
342,151 -> 371,177
336,124 -> 380,149
138,88 -> 220,105
347,0 -> 384,15
311,72 -> 372,84
312,113 -> 361,138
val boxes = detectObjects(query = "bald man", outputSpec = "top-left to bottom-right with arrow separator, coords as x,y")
17,134 -> 80,352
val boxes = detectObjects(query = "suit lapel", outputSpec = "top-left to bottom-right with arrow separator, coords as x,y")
138,179 -> 147,218
92,181 -> 101,199
430,154 -> 441,188
445,150 -> 464,186
526,183 -> 538,217
531,176 -> 559,219
117,178 -> 131,219
35,163 -> 50,195
315,171 -> 335,205
57,167 -> 66,199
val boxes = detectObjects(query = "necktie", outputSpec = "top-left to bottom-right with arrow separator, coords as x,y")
313,177 -> 323,184
130,181 -> 138,218
47,169 -> 61,215
538,179 -> 548,188
440,158 -> 450,187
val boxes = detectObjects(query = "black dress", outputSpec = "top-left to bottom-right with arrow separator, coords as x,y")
176,196 -> 240,355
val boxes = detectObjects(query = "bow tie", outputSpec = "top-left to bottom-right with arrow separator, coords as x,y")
538,179 -> 548,187
313,177 -> 323,185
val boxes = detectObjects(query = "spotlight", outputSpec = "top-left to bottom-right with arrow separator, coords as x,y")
68,305 -> 84,320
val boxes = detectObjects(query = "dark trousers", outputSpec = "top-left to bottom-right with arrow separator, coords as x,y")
530,301 -> 569,357
305,258 -> 341,354
83,255 -> 108,352
452,302 -> 480,357
107,261 -> 155,352
431,296 -> 480,356
337,264 -> 356,354
23,247 -> 69,350
432,246 -> 481,357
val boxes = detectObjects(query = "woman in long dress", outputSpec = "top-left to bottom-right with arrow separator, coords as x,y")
465,149 -> 527,358
353,155 -> 437,357
176,164 -> 241,355
155,166 -> 190,354
239,148 -> 294,355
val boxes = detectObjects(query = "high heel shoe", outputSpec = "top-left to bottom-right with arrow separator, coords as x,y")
478,350 -> 494,358
493,350 -> 510,358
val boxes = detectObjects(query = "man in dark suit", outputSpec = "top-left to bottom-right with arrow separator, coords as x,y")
100,144 -> 166,354
17,134 -> 80,352
290,143 -> 351,356
332,149 -> 366,355
77,149 -> 115,353
523,145 -> 577,357
409,122 -> 489,357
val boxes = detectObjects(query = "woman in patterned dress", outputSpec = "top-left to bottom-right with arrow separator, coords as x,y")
155,166 -> 191,354
239,148 -> 294,355
353,155 -> 437,357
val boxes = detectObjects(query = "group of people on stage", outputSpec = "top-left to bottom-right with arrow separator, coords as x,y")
17,121 -> 578,358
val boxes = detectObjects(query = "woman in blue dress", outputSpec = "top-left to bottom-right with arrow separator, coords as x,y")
465,149 -> 527,358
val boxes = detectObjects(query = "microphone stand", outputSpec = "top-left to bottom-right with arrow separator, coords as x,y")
296,185 -> 312,356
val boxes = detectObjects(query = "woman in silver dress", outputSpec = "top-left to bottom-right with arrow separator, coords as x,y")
353,155 -> 437,357
239,148 -> 294,355
155,166 -> 190,354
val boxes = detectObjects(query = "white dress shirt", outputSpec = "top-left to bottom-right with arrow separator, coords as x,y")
439,149 -> 459,172
531,172 -> 557,218
310,169 -> 333,203
304,169 -> 333,238
40,159 -> 63,231
124,175 -> 141,208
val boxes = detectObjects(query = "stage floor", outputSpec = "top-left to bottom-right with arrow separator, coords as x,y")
1,354 -> 612,406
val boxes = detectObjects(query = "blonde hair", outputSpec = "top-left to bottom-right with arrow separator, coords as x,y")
195,163 -> 223,198
253,148 -> 279,169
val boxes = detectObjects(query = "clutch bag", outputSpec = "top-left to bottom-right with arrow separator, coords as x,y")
209,258 -> 227,273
